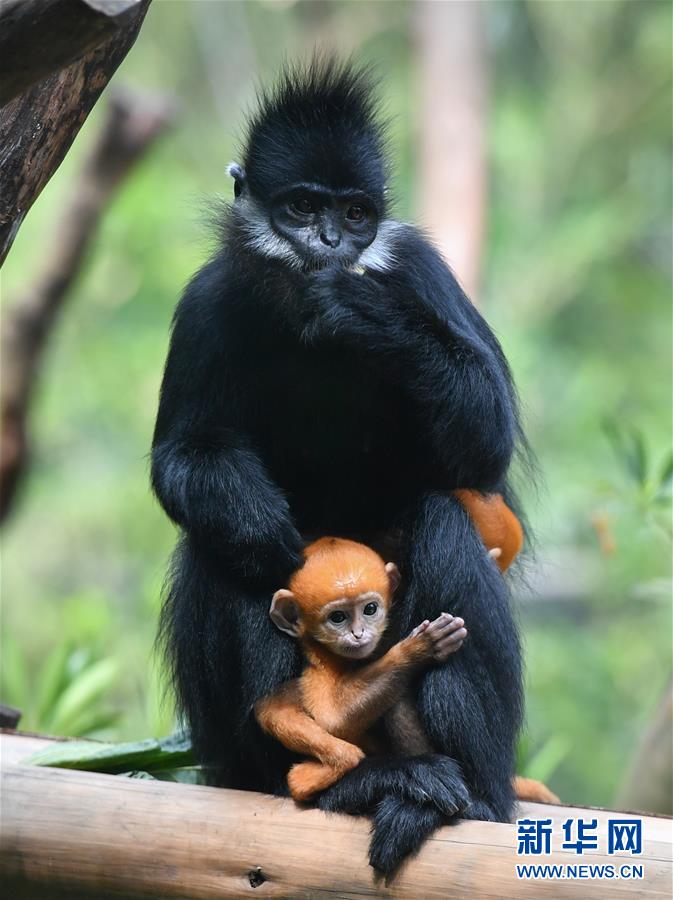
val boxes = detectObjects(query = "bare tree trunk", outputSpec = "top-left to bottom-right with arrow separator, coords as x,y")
414,0 -> 488,301
0,0 -> 145,106
0,0 -> 151,266
0,90 -> 174,522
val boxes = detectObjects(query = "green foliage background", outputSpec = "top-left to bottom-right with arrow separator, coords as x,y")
1,0 -> 671,808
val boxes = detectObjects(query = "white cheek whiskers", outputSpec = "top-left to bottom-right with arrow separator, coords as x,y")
354,219 -> 404,274
238,198 -> 304,269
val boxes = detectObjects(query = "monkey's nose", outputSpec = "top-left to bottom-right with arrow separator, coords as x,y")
320,230 -> 341,249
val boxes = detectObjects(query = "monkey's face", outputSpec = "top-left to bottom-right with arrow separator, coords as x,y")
269,186 -> 378,270
310,592 -> 389,659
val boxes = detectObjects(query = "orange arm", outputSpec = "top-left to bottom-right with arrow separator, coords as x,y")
453,489 -> 523,572
255,682 -> 363,771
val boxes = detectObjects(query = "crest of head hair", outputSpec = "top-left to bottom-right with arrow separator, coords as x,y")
242,56 -> 388,212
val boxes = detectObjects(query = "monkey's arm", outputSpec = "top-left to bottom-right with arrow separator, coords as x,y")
255,684 -> 364,771
317,614 -> 466,742
304,233 -> 518,488
151,262 -> 302,585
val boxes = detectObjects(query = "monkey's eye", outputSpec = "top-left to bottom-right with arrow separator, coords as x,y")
345,204 -> 367,222
328,610 -> 348,624
290,197 -> 317,216
363,602 -> 378,616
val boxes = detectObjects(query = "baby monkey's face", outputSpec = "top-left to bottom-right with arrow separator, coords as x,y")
311,592 -> 389,660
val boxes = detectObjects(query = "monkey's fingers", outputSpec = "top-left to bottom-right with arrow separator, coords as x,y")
409,620 -> 431,638
433,627 -> 467,661
424,614 -> 466,659
426,613 -> 464,636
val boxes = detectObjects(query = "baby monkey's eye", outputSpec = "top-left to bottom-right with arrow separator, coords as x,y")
290,197 -> 316,215
328,610 -> 347,624
363,602 -> 378,616
346,204 -> 367,222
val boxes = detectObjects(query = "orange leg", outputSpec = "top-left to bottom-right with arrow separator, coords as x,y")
255,690 -> 365,801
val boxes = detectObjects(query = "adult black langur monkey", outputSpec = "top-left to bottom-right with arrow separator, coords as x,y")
153,59 -> 527,875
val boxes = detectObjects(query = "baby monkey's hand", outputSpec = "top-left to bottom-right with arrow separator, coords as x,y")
408,613 -> 467,663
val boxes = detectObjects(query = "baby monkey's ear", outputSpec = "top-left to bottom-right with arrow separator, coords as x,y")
270,589 -> 302,637
384,562 -> 401,594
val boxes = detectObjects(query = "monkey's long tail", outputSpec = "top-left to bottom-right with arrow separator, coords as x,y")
317,754 -> 469,877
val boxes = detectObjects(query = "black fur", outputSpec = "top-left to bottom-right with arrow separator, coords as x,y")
243,58 -> 388,213
153,59 -> 525,876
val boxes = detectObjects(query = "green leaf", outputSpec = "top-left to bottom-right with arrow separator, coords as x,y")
658,450 -> 673,490
45,657 -> 119,736
35,644 -> 73,726
627,428 -> 647,486
25,732 -> 194,773
602,419 -> 648,485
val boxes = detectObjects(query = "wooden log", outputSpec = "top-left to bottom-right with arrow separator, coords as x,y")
0,0 -> 143,106
1,732 -> 670,899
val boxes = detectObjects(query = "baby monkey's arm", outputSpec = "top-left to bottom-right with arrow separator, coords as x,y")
255,682 -> 365,770
328,613 -> 467,743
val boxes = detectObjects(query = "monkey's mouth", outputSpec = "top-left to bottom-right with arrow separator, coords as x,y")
339,638 -> 376,659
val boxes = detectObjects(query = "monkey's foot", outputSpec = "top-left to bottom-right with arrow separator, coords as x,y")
289,753 -> 364,802
513,775 -> 560,804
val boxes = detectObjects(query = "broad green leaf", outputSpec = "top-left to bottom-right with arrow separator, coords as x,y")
35,644 -> 73,726
45,658 -> 119,735
26,732 -> 194,773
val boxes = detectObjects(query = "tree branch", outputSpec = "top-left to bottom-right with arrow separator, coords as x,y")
0,0 -> 151,267
0,88 -> 174,522
0,0 -> 145,106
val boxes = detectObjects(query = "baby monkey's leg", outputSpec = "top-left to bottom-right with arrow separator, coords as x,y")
255,691 -> 364,801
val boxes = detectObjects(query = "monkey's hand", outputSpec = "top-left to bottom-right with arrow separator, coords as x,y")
301,266 -> 400,345
405,613 -> 467,664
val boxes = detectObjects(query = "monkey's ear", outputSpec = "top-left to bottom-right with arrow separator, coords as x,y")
226,162 -> 247,199
270,589 -> 302,637
384,562 -> 401,594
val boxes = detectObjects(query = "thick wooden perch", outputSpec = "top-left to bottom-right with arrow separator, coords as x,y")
1,733 -> 670,899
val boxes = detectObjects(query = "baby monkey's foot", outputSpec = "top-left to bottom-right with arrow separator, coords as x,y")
410,613 -> 467,662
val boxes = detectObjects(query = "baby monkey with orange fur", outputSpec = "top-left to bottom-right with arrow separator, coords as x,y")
256,494 -> 558,805
256,535 -> 461,801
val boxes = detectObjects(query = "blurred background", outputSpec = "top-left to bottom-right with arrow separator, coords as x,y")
1,0 -> 671,811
